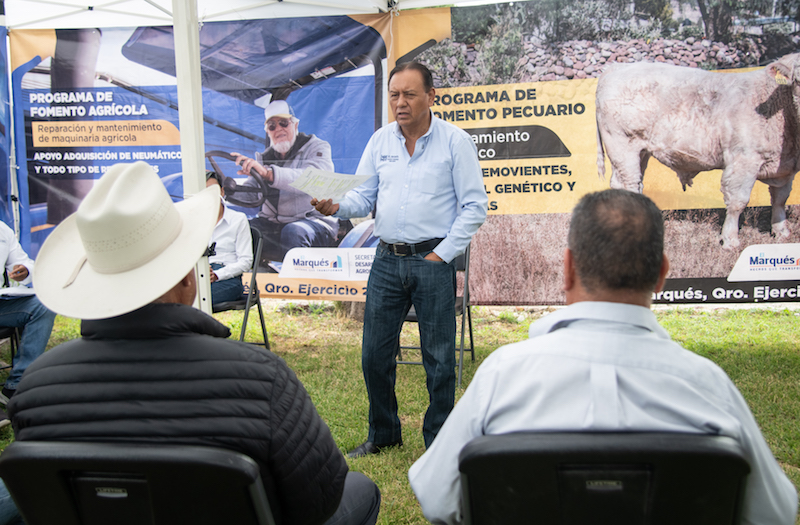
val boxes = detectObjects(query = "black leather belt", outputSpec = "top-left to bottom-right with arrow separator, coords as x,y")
380,238 -> 444,256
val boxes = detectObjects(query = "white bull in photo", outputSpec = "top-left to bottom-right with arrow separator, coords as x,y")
595,53 -> 800,248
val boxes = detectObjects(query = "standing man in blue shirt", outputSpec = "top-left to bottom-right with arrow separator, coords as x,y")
312,62 -> 487,456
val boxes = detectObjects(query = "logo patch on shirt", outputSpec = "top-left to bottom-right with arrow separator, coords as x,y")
380,154 -> 400,162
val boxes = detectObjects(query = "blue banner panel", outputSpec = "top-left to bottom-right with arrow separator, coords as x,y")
0,24 -> 11,229
12,19 -> 382,268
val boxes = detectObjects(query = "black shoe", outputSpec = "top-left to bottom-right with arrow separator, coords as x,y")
347,440 -> 402,459
1,387 -> 15,400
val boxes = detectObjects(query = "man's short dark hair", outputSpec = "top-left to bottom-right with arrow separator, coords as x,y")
389,62 -> 434,92
569,189 -> 664,293
206,170 -> 223,186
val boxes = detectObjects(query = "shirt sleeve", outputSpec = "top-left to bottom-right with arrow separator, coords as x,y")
335,136 -> 379,219
433,135 -> 488,263
727,380 -> 798,524
408,358 -> 493,525
212,215 -> 253,281
1,223 -> 34,285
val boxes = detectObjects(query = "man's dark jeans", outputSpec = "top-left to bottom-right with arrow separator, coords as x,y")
361,243 -> 456,448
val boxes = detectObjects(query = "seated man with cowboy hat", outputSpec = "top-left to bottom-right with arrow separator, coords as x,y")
7,161 -> 381,525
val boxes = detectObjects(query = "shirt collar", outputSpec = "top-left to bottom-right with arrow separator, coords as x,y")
81,303 -> 231,340
218,203 -> 234,225
528,301 -> 671,340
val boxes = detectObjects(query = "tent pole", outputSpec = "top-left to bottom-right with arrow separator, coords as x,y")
172,0 -> 213,314
3,24 -> 21,237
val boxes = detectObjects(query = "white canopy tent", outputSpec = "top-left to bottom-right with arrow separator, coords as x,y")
3,0 -> 514,29
2,0 -> 511,311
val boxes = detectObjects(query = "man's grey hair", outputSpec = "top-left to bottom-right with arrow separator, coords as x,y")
568,189 -> 664,293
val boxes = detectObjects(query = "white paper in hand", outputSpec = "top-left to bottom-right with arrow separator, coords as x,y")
289,168 -> 371,203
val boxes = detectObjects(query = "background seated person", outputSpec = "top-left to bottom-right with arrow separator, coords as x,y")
205,171 -> 253,305
408,189 -> 798,525
0,220 -> 55,401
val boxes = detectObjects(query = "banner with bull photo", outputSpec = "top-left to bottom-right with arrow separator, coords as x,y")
271,2 -> 800,306
7,2 -> 800,305
407,1 -> 800,305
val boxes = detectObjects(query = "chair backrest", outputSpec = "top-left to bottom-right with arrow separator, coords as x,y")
249,225 -> 262,270
453,244 -> 469,273
0,441 -> 276,525
0,270 -> 20,374
212,226 -> 269,348
454,244 -> 470,309
458,432 -> 750,525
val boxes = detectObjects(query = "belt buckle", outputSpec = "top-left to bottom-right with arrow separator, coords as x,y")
392,242 -> 408,256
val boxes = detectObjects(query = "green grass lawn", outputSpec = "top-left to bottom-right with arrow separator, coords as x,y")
1,303 -> 798,524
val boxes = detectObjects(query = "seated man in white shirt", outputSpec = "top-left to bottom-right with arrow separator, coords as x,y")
408,189 -> 798,525
205,172 -> 253,305
0,221 -> 55,401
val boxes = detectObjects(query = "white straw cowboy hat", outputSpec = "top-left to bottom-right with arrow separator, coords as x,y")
34,161 -> 219,320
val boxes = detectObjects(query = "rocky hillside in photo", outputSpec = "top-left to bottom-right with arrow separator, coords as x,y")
420,33 -> 800,87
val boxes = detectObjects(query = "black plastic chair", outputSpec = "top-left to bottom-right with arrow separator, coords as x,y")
0,441 -> 275,525
0,270 -> 20,396
212,226 -> 269,349
0,327 -> 18,372
0,325 -> 18,409
397,244 -> 474,387
458,432 -> 750,525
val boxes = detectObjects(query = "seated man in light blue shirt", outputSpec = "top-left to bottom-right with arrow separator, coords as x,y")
313,62 -> 488,456
408,189 -> 798,525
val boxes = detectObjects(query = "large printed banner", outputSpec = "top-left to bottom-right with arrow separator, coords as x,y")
435,80 -> 596,215
244,247 -> 372,302
10,18 -> 384,305
407,3 -> 800,306
6,3 -> 800,305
